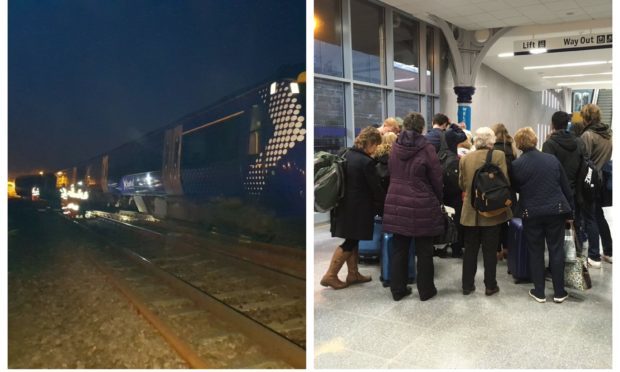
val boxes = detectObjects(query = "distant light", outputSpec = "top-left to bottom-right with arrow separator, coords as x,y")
57,171 -> 63,176
270,82 -> 277,95
542,72 -> 612,79
77,181 -> 83,186
524,61 -> 608,70
557,80 -> 612,86
290,82 -> 300,94
38,171 -> 44,175
498,52 -> 514,58
529,48 -> 547,55
31,187 -> 40,196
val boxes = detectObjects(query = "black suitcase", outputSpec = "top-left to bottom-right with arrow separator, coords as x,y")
506,218 -> 530,283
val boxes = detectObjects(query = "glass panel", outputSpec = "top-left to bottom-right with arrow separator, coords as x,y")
393,13 -> 419,91
315,79 -> 346,153
314,0 -> 344,77
572,89 -> 594,112
426,27 -> 435,93
351,0 -> 385,84
426,97 -> 433,128
354,85 -> 385,134
394,91 -> 420,121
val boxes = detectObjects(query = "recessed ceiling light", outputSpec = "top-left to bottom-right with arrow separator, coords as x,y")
557,80 -> 612,86
524,61 -> 608,70
498,52 -> 514,58
542,72 -> 612,79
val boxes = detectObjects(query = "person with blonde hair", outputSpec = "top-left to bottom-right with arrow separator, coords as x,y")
321,127 -> 386,289
374,131 -> 397,191
458,127 -> 512,296
511,127 -> 573,303
578,103 -> 613,266
378,117 -> 401,135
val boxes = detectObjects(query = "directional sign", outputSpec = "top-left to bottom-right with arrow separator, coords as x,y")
514,32 -> 612,54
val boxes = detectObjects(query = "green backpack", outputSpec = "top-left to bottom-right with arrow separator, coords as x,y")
314,150 -> 348,213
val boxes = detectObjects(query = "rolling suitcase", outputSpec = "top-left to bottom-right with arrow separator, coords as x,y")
380,233 -> 416,287
506,218 -> 531,283
358,216 -> 383,260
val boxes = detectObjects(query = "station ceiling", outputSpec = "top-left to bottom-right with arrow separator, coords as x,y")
382,0 -> 612,91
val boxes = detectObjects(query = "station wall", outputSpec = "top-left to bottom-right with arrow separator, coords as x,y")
440,61 -> 562,142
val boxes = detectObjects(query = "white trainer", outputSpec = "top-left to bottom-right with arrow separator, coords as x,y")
587,257 -> 602,268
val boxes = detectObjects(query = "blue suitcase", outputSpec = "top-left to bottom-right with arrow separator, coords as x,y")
358,216 -> 383,260
506,218 -> 531,283
380,233 -> 416,287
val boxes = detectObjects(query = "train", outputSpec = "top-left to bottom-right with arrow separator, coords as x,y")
58,73 -> 306,248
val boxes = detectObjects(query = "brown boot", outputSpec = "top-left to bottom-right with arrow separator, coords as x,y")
320,246 -> 350,289
346,248 -> 372,285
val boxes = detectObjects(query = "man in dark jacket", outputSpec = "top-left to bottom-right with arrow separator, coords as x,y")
425,113 -> 466,258
425,113 -> 467,153
579,104 -> 613,266
543,111 -> 584,254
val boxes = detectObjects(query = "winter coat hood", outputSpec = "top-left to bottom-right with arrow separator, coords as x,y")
393,130 -> 428,161
548,131 -> 578,152
585,121 -> 612,140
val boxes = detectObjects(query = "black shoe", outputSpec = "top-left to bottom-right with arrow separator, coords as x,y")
463,286 -> 476,295
392,287 -> 412,301
529,289 -> 546,303
485,287 -> 500,296
420,287 -> 438,301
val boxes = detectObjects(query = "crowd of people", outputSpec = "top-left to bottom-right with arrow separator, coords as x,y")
320,103 -> 613,304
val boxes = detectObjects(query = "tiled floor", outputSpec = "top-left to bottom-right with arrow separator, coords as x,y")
314,208 -> 613,369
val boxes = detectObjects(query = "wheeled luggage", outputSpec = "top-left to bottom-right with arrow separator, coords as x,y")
380,233 -> 416,287
506,217 -> 530,283
358,216 -> 382,260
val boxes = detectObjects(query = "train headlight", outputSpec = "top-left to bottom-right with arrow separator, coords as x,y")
270,82 -> 277,95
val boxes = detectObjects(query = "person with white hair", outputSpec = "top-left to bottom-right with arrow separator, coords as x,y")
458,127 -> 513,297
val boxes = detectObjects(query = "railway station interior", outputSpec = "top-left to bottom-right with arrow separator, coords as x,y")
314,0 -> 614,368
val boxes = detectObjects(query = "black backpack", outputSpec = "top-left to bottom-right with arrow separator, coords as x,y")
314,150 -> 348,213
470,150 -> 513,217
576,155 -> 601,206
438,131 -> 460,195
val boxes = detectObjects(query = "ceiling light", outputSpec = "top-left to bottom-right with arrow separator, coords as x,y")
557,80 -> 612,86
542,72 -> 612,79
498,52 -> 514,58
524,61 -> 608,70
528,48 -> 547,55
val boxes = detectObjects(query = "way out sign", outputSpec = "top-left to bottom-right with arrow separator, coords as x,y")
514,32 -> 612,54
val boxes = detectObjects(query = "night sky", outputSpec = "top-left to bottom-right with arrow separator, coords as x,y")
8,0 -> 305,177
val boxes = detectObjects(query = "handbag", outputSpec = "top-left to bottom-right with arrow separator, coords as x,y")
564,221 -> 592,290
434,205 -> 458,246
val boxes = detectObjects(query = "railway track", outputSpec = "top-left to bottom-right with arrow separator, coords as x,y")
64,214 -> 306,368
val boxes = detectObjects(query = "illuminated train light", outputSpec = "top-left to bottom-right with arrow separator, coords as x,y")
65,184 -> 89,200
244,81 -> 306,197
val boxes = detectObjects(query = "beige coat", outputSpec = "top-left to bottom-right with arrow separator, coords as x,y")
459,148 -> 513,227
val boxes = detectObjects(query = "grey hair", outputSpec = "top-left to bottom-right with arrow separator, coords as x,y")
474,127 -> 496,149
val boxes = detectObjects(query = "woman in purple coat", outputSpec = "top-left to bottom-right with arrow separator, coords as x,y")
383,112 -> 444,301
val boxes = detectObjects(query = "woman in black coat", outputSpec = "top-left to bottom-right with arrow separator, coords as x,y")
321,127 -> 386,289
511,127 -> 574,304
